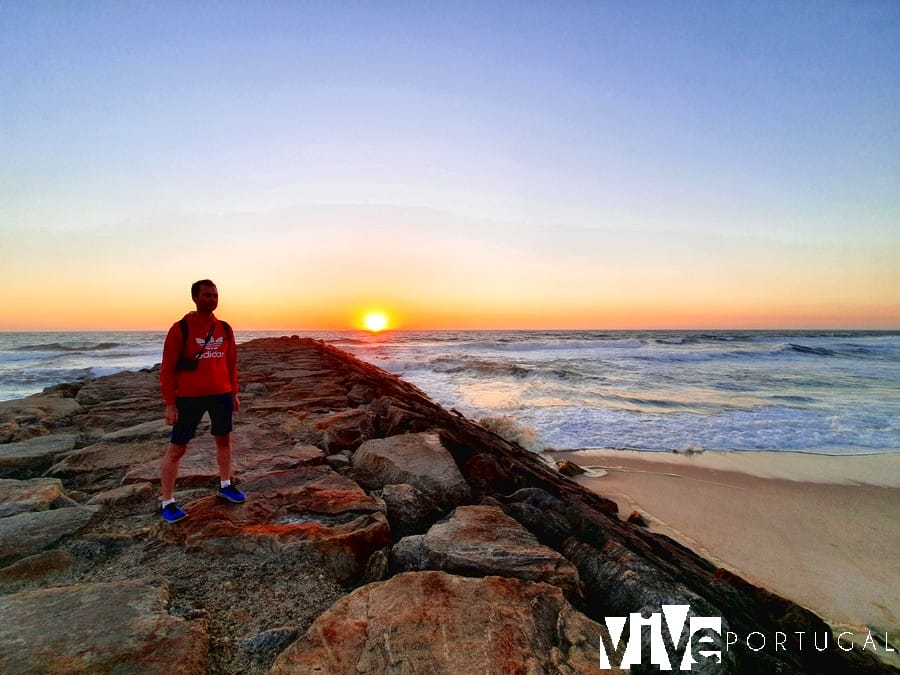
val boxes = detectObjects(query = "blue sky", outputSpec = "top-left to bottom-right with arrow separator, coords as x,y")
1,2 -> 898,329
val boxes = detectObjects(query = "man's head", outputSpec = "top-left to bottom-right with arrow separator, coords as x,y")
191,279 -> 218,314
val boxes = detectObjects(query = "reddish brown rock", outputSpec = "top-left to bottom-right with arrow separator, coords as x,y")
121,435 -> 326,486
392,505 -> 581,597
0,549 -> 73,585
352,432 -> 472,509
0,580 -> 208,674
270,571 -> 611,674
155,467 -> 390,583
557,459 -> 586,476
313,407 -> 376,452
0,477 -> 75,517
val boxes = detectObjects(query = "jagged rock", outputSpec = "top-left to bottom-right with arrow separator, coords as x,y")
627,510 -> 649,527
87,481 -> 156,507
243,382 -> 269,396
270,571 -> 609,674
0,580 -> 208,674
0,506 -> 101,566
242,626 -> 299,653
346,383 -> 376,406
154,467 -> 391,583
391,505 -> 581,597
0,477 -> 75,517
557,459 -> 586,476
74,369 -> 159,406
352,432 -> 472,509
0,433 -> 79,477
97,419 -> 171,442
46,439 -> 164,487
325,453 -> 351,469
0,549 -> 73,585
314,408 -> 376,452
378,482 -> 444,538
121,436 -> 327,485
0,396 -> 82,441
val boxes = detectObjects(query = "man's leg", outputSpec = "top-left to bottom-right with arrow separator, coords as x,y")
161,443 -> 188,502
214,433 -> 232,483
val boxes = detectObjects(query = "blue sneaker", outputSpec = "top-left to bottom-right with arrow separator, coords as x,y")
161,502 -> 188,523
218,484 -> 246,503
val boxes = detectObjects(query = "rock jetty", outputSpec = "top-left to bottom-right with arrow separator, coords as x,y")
0,336 -> 895,673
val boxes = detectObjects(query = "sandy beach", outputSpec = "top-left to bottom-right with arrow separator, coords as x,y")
550,448 -> 900,663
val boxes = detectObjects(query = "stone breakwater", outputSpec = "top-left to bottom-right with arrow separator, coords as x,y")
0,336 -> 895,674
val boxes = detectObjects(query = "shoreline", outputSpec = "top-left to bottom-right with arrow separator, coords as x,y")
548,448 -> 899,664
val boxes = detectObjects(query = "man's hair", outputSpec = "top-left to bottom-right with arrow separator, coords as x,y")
191,279 -> 216,299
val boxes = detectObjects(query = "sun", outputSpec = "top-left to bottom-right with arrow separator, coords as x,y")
363,311 -> 389,332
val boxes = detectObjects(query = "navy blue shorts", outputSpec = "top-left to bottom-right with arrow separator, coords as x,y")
170,393 -> 234,445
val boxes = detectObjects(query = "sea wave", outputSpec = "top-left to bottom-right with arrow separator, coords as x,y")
13,342 -> 125,353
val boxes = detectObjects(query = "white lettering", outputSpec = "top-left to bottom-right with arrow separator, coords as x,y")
795,631 -> 805,650
862,632 -> 877,651
725,632 -> 739,651
597,605 -> 722,671
814,631 -> 829,651
775,632 -> 787,651
886,633 -> 895,652
837,632 -> 854,652
746,632 -> 766,652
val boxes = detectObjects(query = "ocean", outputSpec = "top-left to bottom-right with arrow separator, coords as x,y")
1,330 -> 898,455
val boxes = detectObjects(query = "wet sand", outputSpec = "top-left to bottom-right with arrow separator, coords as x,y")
549,449 -> 900,663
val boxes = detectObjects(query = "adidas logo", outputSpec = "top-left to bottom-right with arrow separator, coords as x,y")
195,336 -> 225,351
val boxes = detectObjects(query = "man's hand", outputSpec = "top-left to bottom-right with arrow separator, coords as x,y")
165,404 -> 178,426
232,394 -> 241,413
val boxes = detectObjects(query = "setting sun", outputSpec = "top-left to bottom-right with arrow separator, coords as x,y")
363,311 -> 389,332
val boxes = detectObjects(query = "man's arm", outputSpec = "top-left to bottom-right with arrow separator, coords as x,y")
227,324 -> 240,412
160,323 -> 181,423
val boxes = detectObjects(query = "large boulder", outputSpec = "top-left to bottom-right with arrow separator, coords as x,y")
0,506 -> 101,566
0,477 -> 76,517
122,437 -> 326,486
0,396 -> 82,443
378,482 -> 444,538
0,580 -> 208,674
392,505 -> 581,597
0,434 -> 78,477
155,467 -> 391,583
270,571 -> 611,674
351,432 -> 472,509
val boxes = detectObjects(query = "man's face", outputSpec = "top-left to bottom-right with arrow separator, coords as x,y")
193,284 -> 218,313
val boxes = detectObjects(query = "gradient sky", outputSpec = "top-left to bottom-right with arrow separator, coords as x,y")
1,1 -> 898,330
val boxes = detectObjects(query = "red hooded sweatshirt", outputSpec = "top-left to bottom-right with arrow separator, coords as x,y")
160,312 -> 238,405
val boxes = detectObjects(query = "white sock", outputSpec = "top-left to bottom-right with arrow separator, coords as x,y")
220,479 -> 231,488
162,498 -> 175,508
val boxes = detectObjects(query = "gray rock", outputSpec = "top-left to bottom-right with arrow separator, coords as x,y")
98,419 -> 171,442
352,432 -> 472,509
391,505 -> 581,597
325,453 -> 351,469
87,481 -> 155,507
0,434 -> 79,476
243,626 -> 299,653
243,382 -> 269,396
0,580 -> 208,674
378,482 -> 444,537
0,506 -> 101,566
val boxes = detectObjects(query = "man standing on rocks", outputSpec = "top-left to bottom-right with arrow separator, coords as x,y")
158,279 -> 245,523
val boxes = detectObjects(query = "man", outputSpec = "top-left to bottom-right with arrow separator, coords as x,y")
158,279 -> 245,523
